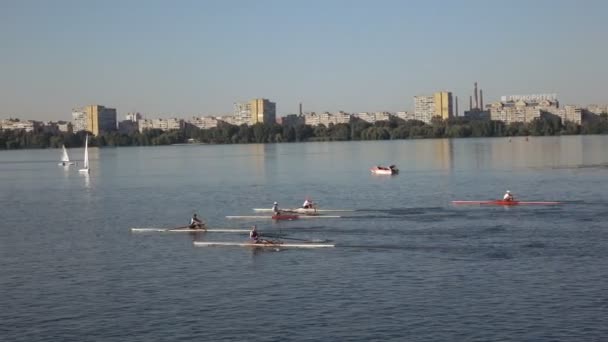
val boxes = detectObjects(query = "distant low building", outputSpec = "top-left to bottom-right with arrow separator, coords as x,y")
395,111 -> 415,121
118,120 -> 138,134
137,118 -> 184,132
281,114 -> 305,127
0,119 -> 40,132
188,116 -> 220,129
42,121 -> 72,134
302,111 -> 352,126
586,104 -> 608,115
489,94 -> 583,124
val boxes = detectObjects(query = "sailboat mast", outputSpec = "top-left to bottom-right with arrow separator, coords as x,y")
83,136 -> 89,169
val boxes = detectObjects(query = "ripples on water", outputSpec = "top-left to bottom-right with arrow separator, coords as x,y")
1,137 -> 608,341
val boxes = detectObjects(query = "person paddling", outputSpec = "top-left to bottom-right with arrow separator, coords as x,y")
249,225 -> 270,244
189,213 -> 205,229
250,225 -> 260,242
302,198 -> 314,209
272,202 -> 281,215
503,190 -> 514,202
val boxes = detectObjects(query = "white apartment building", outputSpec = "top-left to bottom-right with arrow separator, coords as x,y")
137,118 -> 184,132
71,110 -> 87,132
353,112 -> 375,123
0,119 -> 39,132
414,96 -> 435,123
395,111 -> 415,121
188,116 -> 219,129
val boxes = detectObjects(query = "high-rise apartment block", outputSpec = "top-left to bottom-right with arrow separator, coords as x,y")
71,110 -> 88,132
249,98 -> 276,125
414,96 -> 435,123
434,91 -> 454,120
414,91 -> 454,124
73,105 -> 117,135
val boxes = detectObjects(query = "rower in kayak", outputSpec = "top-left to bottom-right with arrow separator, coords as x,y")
249,225 -> 270,244
503,190 -> 514,202
272,202 -> 281,215
189,213 -> 206,229
302,198 -> 314,209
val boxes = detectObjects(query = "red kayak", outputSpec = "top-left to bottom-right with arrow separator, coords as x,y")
272,214 -> 299,220
452,200 -> 561,206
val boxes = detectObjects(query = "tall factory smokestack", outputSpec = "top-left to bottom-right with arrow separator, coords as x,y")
469,96 -> 473,111
474,82 -> 479,109
455,96 -> 459,117
479,89 -> 484,109
299,102 -> 302,116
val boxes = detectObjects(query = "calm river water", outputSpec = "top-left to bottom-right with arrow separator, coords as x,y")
1,136 -> 608,341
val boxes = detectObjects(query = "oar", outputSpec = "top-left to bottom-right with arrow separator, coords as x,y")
168,225 -> 206,231
261,234 -> 330,243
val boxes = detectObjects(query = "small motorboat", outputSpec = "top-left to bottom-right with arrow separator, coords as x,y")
370,165 -> 398,175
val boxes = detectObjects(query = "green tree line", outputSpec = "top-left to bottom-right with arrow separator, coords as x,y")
1,114 -> 607,150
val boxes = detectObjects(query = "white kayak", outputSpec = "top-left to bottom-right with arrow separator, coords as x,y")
131,228 -> 249,233
252,208 -> 354,213
225,215 -> 341,219
193,241 -> 335,248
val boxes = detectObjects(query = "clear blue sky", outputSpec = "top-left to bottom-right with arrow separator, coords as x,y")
1,0 -> 607,120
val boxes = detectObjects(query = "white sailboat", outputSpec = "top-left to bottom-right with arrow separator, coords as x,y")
79,135 -> 90,174
58,145 -> 75,166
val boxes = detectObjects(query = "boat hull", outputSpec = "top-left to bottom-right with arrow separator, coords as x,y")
370,167 -> 398,175
253,208 -> 354,213
131,228 -> 249,233
452,200 -> 561,206
193,241 -> 335,248
226,215 -> 340,219
272,214 -> 299,220
281,208 -> 318,214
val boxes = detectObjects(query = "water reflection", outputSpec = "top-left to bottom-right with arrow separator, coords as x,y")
433,139 -> 454,171
246,144 -> 267,180
481,136 -> 606,170
82,172 -> 90,189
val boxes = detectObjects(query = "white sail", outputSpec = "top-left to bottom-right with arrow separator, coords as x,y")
61,145 -> 70,162
83,137 -> 89,169
79,135 -> 89,174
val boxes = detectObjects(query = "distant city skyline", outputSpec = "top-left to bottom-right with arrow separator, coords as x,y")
1,0 -> 607,120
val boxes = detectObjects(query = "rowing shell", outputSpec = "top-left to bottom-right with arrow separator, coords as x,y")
131,228 -> 250,233
452,200 -> 561,206
225,215 -> 341,220
253,208 -> 354,213
193,241 -> 335,248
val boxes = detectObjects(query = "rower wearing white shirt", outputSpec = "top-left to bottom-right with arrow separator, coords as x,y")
503,190 -> 514,202
302,199 -> 313,209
